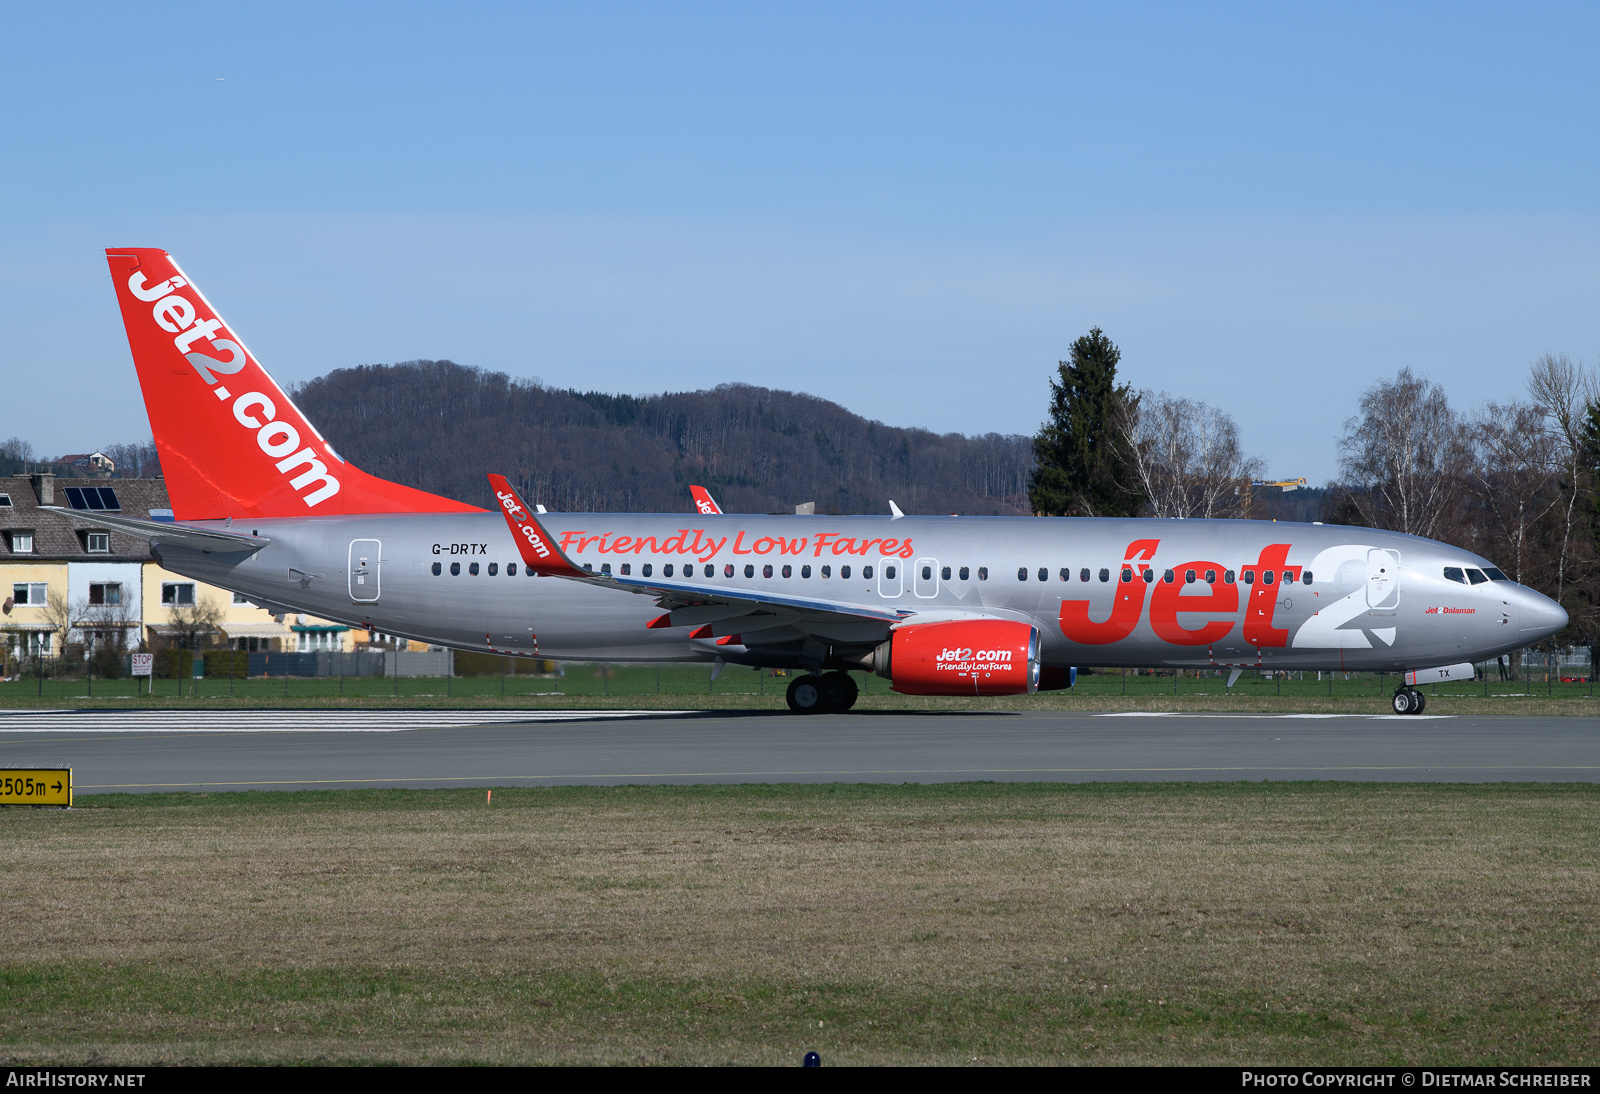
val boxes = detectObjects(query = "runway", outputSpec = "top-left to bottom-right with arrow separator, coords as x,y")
1,707 -> 1597,793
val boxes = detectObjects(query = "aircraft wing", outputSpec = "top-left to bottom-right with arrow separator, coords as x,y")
486,474 -> 909,637
38,507 -> 270,553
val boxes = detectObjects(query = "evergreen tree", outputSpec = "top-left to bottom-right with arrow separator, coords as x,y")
1028,328 -> 1144,517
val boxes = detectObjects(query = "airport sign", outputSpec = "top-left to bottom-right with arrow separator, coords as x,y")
0,768 -> 71,807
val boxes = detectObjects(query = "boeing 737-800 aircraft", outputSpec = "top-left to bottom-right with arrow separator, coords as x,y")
50,248 -> 1568,714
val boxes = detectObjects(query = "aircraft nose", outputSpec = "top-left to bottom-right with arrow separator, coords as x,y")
1516,587 -> 1568,642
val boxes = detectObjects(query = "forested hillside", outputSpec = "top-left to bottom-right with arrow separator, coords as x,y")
290,360 -> 1035,515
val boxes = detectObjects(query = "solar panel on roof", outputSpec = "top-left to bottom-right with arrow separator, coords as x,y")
63,487 -> 86,509
97,487 -> 120,511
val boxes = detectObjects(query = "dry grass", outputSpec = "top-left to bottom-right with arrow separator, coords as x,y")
1,783 -> 1597,1065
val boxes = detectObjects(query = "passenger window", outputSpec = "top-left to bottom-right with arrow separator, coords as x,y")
598,563 -> 608,576
841,565 -> 852,579
488,562 -> 499,576
1098,568 -> 1109,582
958,566 -> 969,581
431,562 -> 441,576
1120,568 -> 1133,583
1185,569 -> 1195,584
1242,570 -> 1254,585
1162,569 -> 1174,583
470,562 -> 481,576
1225,570 -> 1235,584
664,563 -> 674,577
978,567 -> 987,581
1058,568 -> 1068,581
508,563 -> 518,576
886,566 -> 896,579
940,566 -> 949,580
1262,570 -> 1275,585
744,564 -> 755,578
763,564 -> 773,578
1302,571 -> 1312,585
704,564 -> 714,577
822,565 -> 832,578
1204,569 -> 1215,584
450,562 -> 460,576
1142,569 -> 1154,584
640,563 -> 650,577
863,565 -> 873,579
781,565 -> 790,578
724,564 -> 735,577
1017,567 -> 1028,581
1080,568 -> 1090,582
1466,568 -> 1488,585
1037,567 -> 1047,582
1281,570 -> 1293,584
1443,567 -> 1466,584
620,563 -> 630,576
801,565 -> 811,578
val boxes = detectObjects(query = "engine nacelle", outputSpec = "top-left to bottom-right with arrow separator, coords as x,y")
876,620 -> 1040,696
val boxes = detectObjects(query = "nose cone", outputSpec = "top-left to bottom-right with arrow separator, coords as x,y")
1516,587 -> 1568,643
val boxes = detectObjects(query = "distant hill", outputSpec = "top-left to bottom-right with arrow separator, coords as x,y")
290,360 -> 1035,515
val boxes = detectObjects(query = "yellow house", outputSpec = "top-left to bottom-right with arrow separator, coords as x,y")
2,559 -> 69,659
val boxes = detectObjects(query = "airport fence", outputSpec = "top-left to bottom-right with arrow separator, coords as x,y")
0,649 -> 1593,703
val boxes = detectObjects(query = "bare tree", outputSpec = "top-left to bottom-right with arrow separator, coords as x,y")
1525,354 -> 1597,614
39,588 -> 72,659
169,594 -> 225,653
1121,391 -> 1263,518
1465,401 -> 1562,585
1336,368 -> 1469,539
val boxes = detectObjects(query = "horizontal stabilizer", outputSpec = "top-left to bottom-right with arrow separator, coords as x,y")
39,507 -> 269,553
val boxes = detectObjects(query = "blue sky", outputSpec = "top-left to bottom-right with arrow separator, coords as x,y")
3,2 -> 1597,484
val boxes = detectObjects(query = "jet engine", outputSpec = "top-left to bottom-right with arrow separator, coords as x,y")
872,619 -> 1040,696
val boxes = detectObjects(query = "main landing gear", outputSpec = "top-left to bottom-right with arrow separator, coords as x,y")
786,671 -> 860,714
1391,687 -> 1427,715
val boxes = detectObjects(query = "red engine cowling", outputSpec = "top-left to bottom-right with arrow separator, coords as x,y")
879,620 -> 1040,696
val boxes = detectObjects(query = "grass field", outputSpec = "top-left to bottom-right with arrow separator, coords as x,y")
2,782 -> 1597,1065
1,661 -> 1596,715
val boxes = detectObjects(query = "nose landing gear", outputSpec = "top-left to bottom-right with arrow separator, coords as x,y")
1391,687 -> 1426,715
785,671 -> 860,714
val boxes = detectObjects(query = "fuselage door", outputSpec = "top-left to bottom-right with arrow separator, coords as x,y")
914,557 -> 939,599
349,538 -> 381,602
878,559 -> 904,598
1366,549 -> 1400,610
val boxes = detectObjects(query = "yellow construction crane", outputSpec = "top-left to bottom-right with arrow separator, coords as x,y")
1250,477 -> 1308,492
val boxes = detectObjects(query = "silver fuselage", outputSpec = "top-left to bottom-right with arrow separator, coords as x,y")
154,512 -> 1567,673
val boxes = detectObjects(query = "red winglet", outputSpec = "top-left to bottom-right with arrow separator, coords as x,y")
648,613 -> 673,630
689,624 -> 713,639
715,634 -> 742,646
689,485 -> 723,515
486,474 -> 589,578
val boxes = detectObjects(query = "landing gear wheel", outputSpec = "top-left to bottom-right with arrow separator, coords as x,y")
821,671 -> 859,712
786,674 -> 826,714
1392,688 -> 1425,715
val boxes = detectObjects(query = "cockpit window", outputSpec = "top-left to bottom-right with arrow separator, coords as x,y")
1465,568 -> 1489,585
1483,567 -> 1509,581
1443,567 -> 1466,584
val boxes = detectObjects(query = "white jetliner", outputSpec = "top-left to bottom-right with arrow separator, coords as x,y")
56,248 -> 1567,715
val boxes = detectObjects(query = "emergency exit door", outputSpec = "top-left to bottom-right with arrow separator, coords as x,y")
349,539 -> 381,602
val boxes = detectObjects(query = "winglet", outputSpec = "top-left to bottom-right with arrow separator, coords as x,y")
486,474 -> 588,578
689,485 -> 723,515
889,500 -> 905,520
